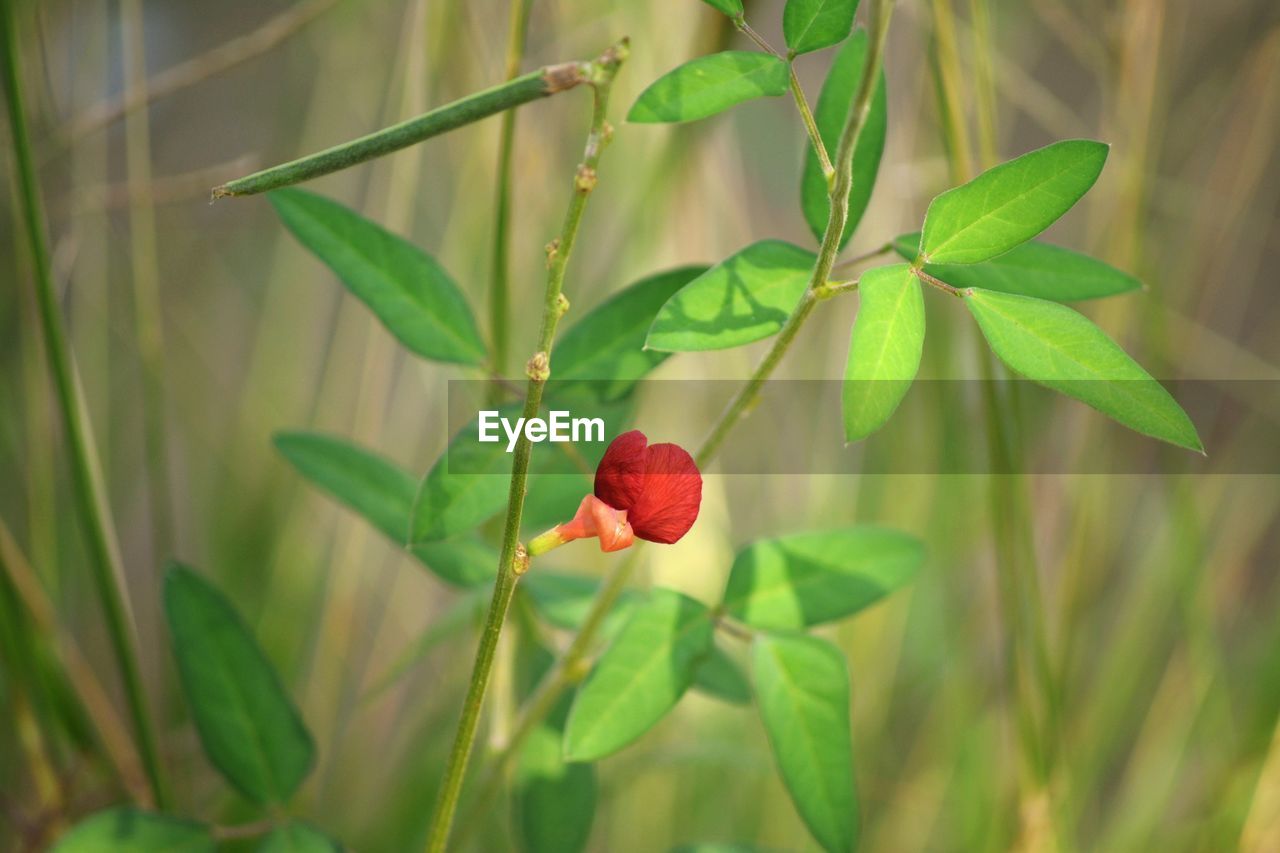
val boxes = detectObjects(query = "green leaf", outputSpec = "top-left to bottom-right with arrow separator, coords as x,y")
892,231 -> 1141,302
784,0 -> 859,55
965,289 -> 1203,451
516,724 -> 598,853
522,571 -> 637,632
842,264 -> 924,442
553,266 -> 708,399
410,536 -> 497,587
646,241 -> 816,352
269,188 -> 485,365
565,588 -> 714,761
628,52 -> 790,124
274,431 -> 491,586
752,633 -> 857,853
802,29 -> 887,249
257,822 -> 343,852
53,809 -> 214,852
692,641 -> 752,705
723,527 -> 923,630
919,140 -> 1109,265
699,0 -> 744,16
274,432 -> 413,544
164,565 -> 314,804
410,417 -> 510,543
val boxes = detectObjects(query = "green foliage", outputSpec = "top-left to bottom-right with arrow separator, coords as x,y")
646,240 -> 816,351
752,633 -> 857,853
628,52 -> 790,124
691,641 -> 752,705
891,232 -> 1141,301
565,588 -> 714,761
801,29 -> 888,249
516,723 -> 598,853
410,417 -> 511,543
273,431 -> 492,586
257,822 -> 343,852
784,0 -> 859,56
269,188 -> 486,365
163,565 -> 315,805
965,289 -> 1203,451
699,0 -> 744,16
722,527 -> 923,629
553,265 -> 707,399
919,139 -> 1108,264
521,571 -> 637,632
274,432 -> 413,544
53,809 -> 214,852
842,263 -> 924,442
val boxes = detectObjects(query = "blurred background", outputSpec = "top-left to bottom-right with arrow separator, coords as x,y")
2,0 -> 1279,849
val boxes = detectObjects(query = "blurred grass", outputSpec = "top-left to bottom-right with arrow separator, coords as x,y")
3,0 -> 1280,850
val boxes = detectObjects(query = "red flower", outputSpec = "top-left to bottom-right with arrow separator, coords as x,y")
527,430 -> 702,555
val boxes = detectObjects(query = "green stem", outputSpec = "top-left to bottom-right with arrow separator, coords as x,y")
487,0 -> 533,394
213,58 -> 593,198
735,18 -> 833,179
0,1 -> 169,809
461,0 -> 898,821
422,40 -> 628,853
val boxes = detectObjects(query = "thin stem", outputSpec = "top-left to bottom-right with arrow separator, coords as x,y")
212,59 -> 594,198
121,0 -> 175,556
488,0 -> 533,395
461,0 -> 898,821
0,2 -> 169,809
735,18 -> 833,179
914,268 -> 966,297
830,240 -> 894,274
65,0 -> 338,140
421,40 -> 628,853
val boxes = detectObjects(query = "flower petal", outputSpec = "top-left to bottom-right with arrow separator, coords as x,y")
628,442 -> 702,544
594,430 -> 648,512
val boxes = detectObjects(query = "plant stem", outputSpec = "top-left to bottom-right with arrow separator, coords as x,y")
0,1 -> 169,809
121,0 -> 175,556
461,0 -> 898,821
421,40 -> 628,853
213,58 -> 595,198
487,0 -> 533,398
735,18 -> 833,179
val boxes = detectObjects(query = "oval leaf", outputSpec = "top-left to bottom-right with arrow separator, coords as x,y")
891,231 -> 1140,301
274,432 -> 414,544
842,264 -> 924,442
919,140 -> 1109,265
164,565 -> 315,804
801,29 -> 887,249
270,188 -> 486,365
723,527 -> 922,630
274,432 -> 491,586
700,0 -> 744,16
965,288 -> 1203,451
628,52 -> 790,124
257,822 -> 343,852
646,241 -> 816,352
553,265 -> 708,399
784,0 -> 859,56
564,588 -> 714,762
752,634 -> 857,853
410,417 -> 511,543
516,724 -> 598,853
691,641 -> 752,705
53,809 -> 214,853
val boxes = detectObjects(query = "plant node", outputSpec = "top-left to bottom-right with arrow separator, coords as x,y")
575,165 -> 598,194
526,351 -> 550,382
513,544 -> 530,575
